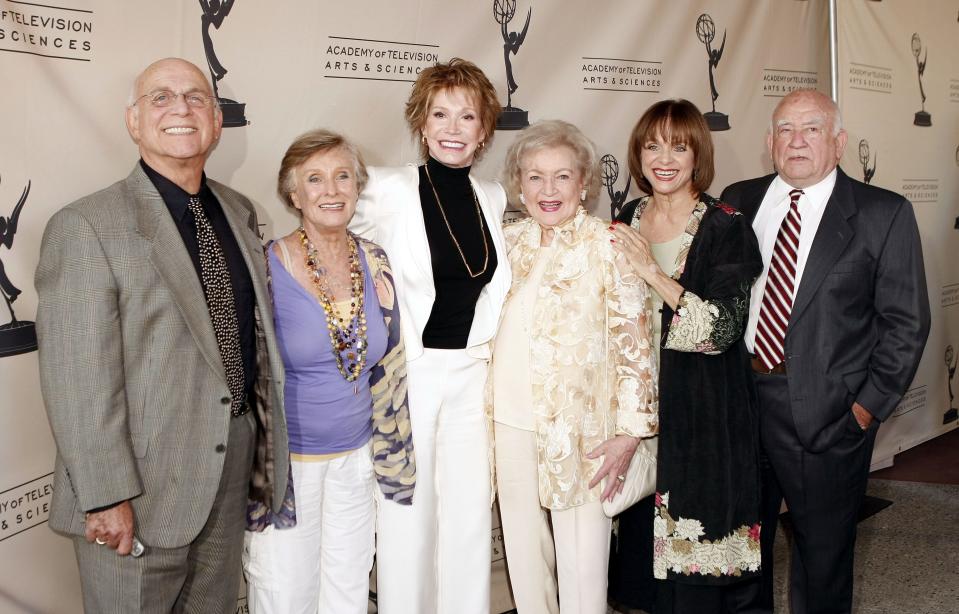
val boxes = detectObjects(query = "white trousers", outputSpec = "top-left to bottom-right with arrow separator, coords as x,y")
495,422 -> 612,614
243,445 -> 375,614
376,348 -> 492,614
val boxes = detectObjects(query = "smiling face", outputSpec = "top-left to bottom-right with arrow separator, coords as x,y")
639,129 -> 696,200
289,147 -> 359,234
520,145 -> 584,229
767,90 -> 847,189
422,86 -> 486,168
125,59 -> 222,178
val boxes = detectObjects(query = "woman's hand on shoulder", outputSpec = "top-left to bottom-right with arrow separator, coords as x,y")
609,222 -> 660,282
586,434 -> 640,502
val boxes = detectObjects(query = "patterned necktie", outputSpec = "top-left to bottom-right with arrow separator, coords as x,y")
754,189 -> 803,371
188,196 -> 246,415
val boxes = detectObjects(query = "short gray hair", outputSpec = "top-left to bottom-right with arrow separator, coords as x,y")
502,120 -> 600,211
277,129 -> 368,210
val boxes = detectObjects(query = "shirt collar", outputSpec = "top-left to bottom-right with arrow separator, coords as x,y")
771,168 -> 837,216
140,159 -> 210,222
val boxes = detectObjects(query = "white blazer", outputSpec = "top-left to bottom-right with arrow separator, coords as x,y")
350,164 -> 511,361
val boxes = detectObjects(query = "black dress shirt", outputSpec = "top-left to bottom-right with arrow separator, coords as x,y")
140,160 -> 256,402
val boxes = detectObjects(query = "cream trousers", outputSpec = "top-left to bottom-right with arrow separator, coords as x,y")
495,421 -> 612,614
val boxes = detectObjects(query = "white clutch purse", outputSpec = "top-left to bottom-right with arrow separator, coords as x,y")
602,436 -> 658,517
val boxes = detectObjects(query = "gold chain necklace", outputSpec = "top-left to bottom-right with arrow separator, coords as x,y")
423,164 -> 490,279
298,227 -> 368,384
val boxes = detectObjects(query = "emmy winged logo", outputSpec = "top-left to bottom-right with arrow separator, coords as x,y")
696,13 -> 730,131
0,174 -> 37,357
494,0 -> 532,130
200,0 -> 248,127
911,33 -> 931,127
601,154 -> 635,221
858,140 -> 876,185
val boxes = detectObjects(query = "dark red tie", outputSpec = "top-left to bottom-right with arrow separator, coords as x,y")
755,189 -> 803,370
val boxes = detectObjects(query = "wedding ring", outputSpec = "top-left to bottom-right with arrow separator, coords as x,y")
95,538 -> 106,545
616,474 -> 626,483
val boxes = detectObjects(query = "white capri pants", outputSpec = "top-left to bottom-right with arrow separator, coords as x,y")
375,347 -> 492,614
495,421 -> 612,614
243,444 -> 375,614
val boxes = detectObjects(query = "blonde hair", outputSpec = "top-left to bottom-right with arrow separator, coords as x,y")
277,129 -> 368,209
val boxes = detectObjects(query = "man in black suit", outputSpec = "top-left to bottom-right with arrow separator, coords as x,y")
721,89 -> 929,614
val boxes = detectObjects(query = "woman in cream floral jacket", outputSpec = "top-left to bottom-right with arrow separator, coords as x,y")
489,120 -> 658,614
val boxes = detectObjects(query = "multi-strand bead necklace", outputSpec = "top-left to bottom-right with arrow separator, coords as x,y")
298,226 -> 368,385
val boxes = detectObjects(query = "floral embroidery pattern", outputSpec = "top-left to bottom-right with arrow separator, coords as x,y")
489,209 -> 658,511
630,196 -> 751,355
653,491 -> 761,579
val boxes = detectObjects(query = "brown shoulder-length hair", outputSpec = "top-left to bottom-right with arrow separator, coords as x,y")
627,99 -> 714,197
404,57 -> 501,161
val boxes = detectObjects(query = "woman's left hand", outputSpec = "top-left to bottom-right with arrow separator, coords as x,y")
586,434 -> 640,502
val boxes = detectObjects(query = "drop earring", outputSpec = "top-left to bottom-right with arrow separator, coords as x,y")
519,194 -> 526,205
580,189 -> 587,202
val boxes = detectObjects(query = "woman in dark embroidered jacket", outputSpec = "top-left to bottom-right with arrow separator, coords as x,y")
609,99 -> 763,614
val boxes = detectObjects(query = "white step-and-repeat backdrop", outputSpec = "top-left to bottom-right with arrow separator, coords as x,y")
0,1 -> 953,612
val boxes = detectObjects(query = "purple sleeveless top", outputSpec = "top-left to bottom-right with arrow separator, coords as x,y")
269,243 -> 387,455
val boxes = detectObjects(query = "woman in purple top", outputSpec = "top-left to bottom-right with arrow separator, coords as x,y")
243,129 -> 416,614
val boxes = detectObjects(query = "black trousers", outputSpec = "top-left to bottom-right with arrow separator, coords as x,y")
751,372 -> 878,614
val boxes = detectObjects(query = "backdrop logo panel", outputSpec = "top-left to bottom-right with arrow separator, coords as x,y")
0,473 -> 53,542
761,68 -> 818,98
494,0 -> 531,130
910,33 -> 931,126
200,0 -> 247,127
858,139 -> 876,184
324,36 -> 440,83
581,57 -> 663,94
944,345 -> 957,424
900,177 -> 938,204
0,2 -> 94,62
601,154 -> 632,220
942,283 -> 959,309
891,384 -> 927,418
696,13 -> 729,131
847,61 -> 893,94
0,176 -> 36,358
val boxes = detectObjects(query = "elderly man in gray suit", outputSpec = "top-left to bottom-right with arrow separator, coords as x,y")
35,57 -> 288,613
721,89 -> 929,614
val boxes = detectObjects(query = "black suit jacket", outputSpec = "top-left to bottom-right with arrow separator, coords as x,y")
721,168 -> 930,452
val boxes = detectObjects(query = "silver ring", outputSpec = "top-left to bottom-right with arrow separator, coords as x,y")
616,474 -> 626,483
95,538 -> 106,545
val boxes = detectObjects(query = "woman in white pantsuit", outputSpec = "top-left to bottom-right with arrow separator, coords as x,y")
491,120 -> 658,614
350,58 -> 511,614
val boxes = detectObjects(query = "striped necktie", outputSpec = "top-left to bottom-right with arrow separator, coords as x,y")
755,189 -> 803,371
188,195 -> 246,415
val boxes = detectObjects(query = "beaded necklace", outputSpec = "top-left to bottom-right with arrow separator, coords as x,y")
298,227 -> 368,385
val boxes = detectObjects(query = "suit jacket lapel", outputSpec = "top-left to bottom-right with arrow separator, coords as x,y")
739,175 -> 776,222
789,169 -> 856,328
129,165 -> 226,382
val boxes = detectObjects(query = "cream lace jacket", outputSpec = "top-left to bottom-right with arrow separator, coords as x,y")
489,208 -> 658,510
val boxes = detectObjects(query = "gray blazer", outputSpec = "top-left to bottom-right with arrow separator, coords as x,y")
35,164 -> 289,548
721,168 -> 930,452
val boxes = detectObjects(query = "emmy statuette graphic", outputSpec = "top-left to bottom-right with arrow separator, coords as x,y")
200,0 -> 248,127
696,13 -> 729,131
494,0 -> 531,130
858,139 -> 876,185
945,346 -> 957,424
911,33 -> 931,127
0,176 -> 37,357
601,154 -> 632,220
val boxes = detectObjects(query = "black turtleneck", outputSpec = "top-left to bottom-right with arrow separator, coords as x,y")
418,156 -> 498,349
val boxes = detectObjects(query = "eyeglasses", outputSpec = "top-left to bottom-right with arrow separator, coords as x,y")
131,90 -> 218,109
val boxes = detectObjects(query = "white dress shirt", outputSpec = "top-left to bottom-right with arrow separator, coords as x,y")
745,169 -> 837,353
